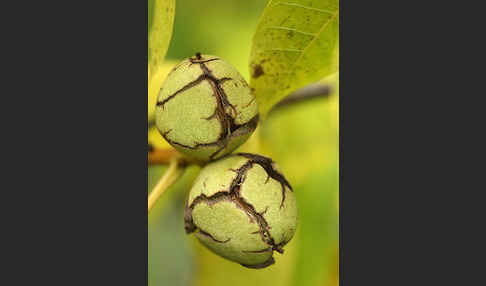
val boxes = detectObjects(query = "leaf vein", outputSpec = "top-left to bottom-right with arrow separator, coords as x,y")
266,26 -> 316,37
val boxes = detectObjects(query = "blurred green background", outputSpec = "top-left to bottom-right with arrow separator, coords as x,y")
148,1 -> 339,286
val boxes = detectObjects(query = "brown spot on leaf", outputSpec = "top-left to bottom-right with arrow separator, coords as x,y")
253,64 -> 264,78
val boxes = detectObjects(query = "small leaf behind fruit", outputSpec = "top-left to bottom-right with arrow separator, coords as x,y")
148,0 -> 175,79
249,0 -> 339,116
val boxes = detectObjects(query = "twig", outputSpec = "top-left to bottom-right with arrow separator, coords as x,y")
148,144 -> 200,166
271,83 -> 334,111
148,145 -> 180,164
148,157 -> 185,212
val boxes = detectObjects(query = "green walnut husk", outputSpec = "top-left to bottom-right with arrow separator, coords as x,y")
155,54 -> 259,162
184,153 -> 298,269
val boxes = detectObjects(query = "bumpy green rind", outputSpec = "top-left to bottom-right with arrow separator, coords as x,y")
184,153 -> 298,268
155,54 -> 259,162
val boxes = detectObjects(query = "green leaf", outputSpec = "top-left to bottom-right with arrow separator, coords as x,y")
249,0 -> 339,116
148,0 -> 175,78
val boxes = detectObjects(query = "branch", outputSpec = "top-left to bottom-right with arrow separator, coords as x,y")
148,145 -> 180,164
148,144 -> 200,166
271,83 -> 335,111
148,157 -> 185,212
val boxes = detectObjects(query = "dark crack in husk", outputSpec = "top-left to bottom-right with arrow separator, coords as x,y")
237,153 -> 293,208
